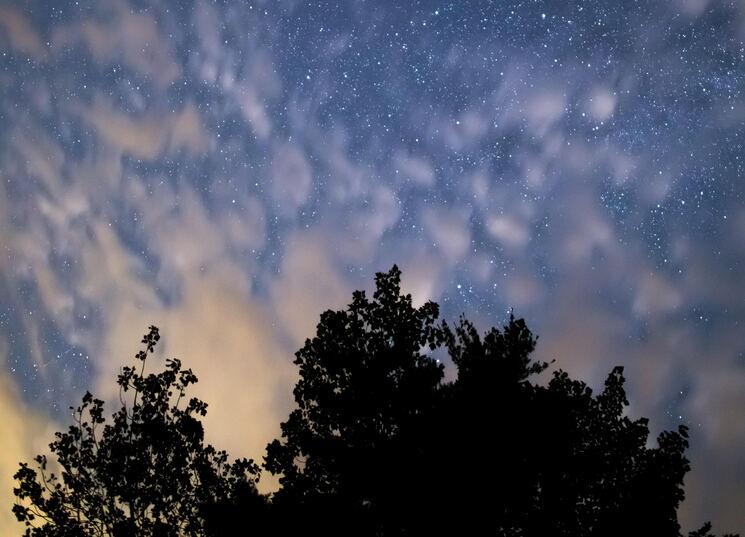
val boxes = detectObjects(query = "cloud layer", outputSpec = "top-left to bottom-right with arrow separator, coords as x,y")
1,0 -> 744,532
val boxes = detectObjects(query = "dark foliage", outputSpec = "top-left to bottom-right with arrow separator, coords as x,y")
14,268 -> 737,536
265,266 -> 737,537
264,265 -> 444,534
13,326 -> 264,536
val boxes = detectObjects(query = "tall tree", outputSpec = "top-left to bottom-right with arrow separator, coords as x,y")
266,266 -> 737,537
440,316 -> 697,536
264,265 -> 444,534
13,326 -> 263,537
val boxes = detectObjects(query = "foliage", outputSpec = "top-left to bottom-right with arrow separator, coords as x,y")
266,266 -> 737,537
13,268 -> 738,537
13,326 -> 262,536
264,265 -> 444,533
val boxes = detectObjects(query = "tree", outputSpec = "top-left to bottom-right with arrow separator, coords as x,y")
440,316 -> 697,536
13,326 -> 263,537
266,266 -> 737,537
264,265 -> 444,535
14,269 -> 737,536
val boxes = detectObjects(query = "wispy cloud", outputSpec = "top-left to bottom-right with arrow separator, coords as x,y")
1,0 -> 743,532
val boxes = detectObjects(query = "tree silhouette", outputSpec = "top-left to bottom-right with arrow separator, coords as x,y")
13,326 -> 263,536
439,316 -> 700,536
13,269 -> 738,536
264,265 -> 444,534
266,266 -> 737,537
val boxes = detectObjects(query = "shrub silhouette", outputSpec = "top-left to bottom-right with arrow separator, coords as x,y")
13,326 -> 263,536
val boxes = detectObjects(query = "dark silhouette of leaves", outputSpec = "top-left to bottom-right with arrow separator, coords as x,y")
14,269 -> 736,537
13,326 -> 263,536
265,266 -> 736,537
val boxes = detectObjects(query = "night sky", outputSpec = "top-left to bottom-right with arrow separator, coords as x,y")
1,0 -> 744,532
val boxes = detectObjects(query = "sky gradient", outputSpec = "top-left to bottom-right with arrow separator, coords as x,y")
1,0 -> 744,532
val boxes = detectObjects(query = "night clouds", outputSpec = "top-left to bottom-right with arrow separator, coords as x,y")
1,0 -> 744,532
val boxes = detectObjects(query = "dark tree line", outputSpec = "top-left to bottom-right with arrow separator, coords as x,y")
13,267 -> 737,536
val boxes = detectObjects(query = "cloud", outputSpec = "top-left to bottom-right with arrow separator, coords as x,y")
690,367 -> 745,453
439,108 -> 489,151
366,187 -> 401,239
333,186 -> 402,263
3,126 -> 292,497
587,87 -> 618,122
164,277 -> 296,465
1,106 -> 291,492
398,251 -> 445,308
237,88 -> 273,140
192,0 -> 282,139
395,152 -> 436,187
230,52 -> 282,140
270,143 -> 313,216
604,146 -> 638,186
504,273 -> 544,308
10,128 -> 66,193
221,197 -> 267,252
531,280 -> 629,387
170,104 -> 211,155
491,71 -> 568,139
0,6 -> 48,60
52,0 -> 180,88
676,0 -> 711,17
270,230 -> 350,347
79,98 -> 209,161
470,171 -> 491,208
486,214 -> 531,251
193,0 -> 223,82
0,343 -> 57,535
327,145 -> 367,202
139,186 -> 240,277
422,206 -> 472,264
552,190 -> 616,267
632,272 -> 683,318
524,91 -> 567,137
639,170 -> 674,205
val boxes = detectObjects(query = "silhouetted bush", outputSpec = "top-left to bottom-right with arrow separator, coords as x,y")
13,326 -> 263,536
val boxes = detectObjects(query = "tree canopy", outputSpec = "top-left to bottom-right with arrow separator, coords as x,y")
14,267 -> 738,537
264,266 -> 733,537
13,326 -> 263,536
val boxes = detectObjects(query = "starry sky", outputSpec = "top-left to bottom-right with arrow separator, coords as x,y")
1,0 -> 744,532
